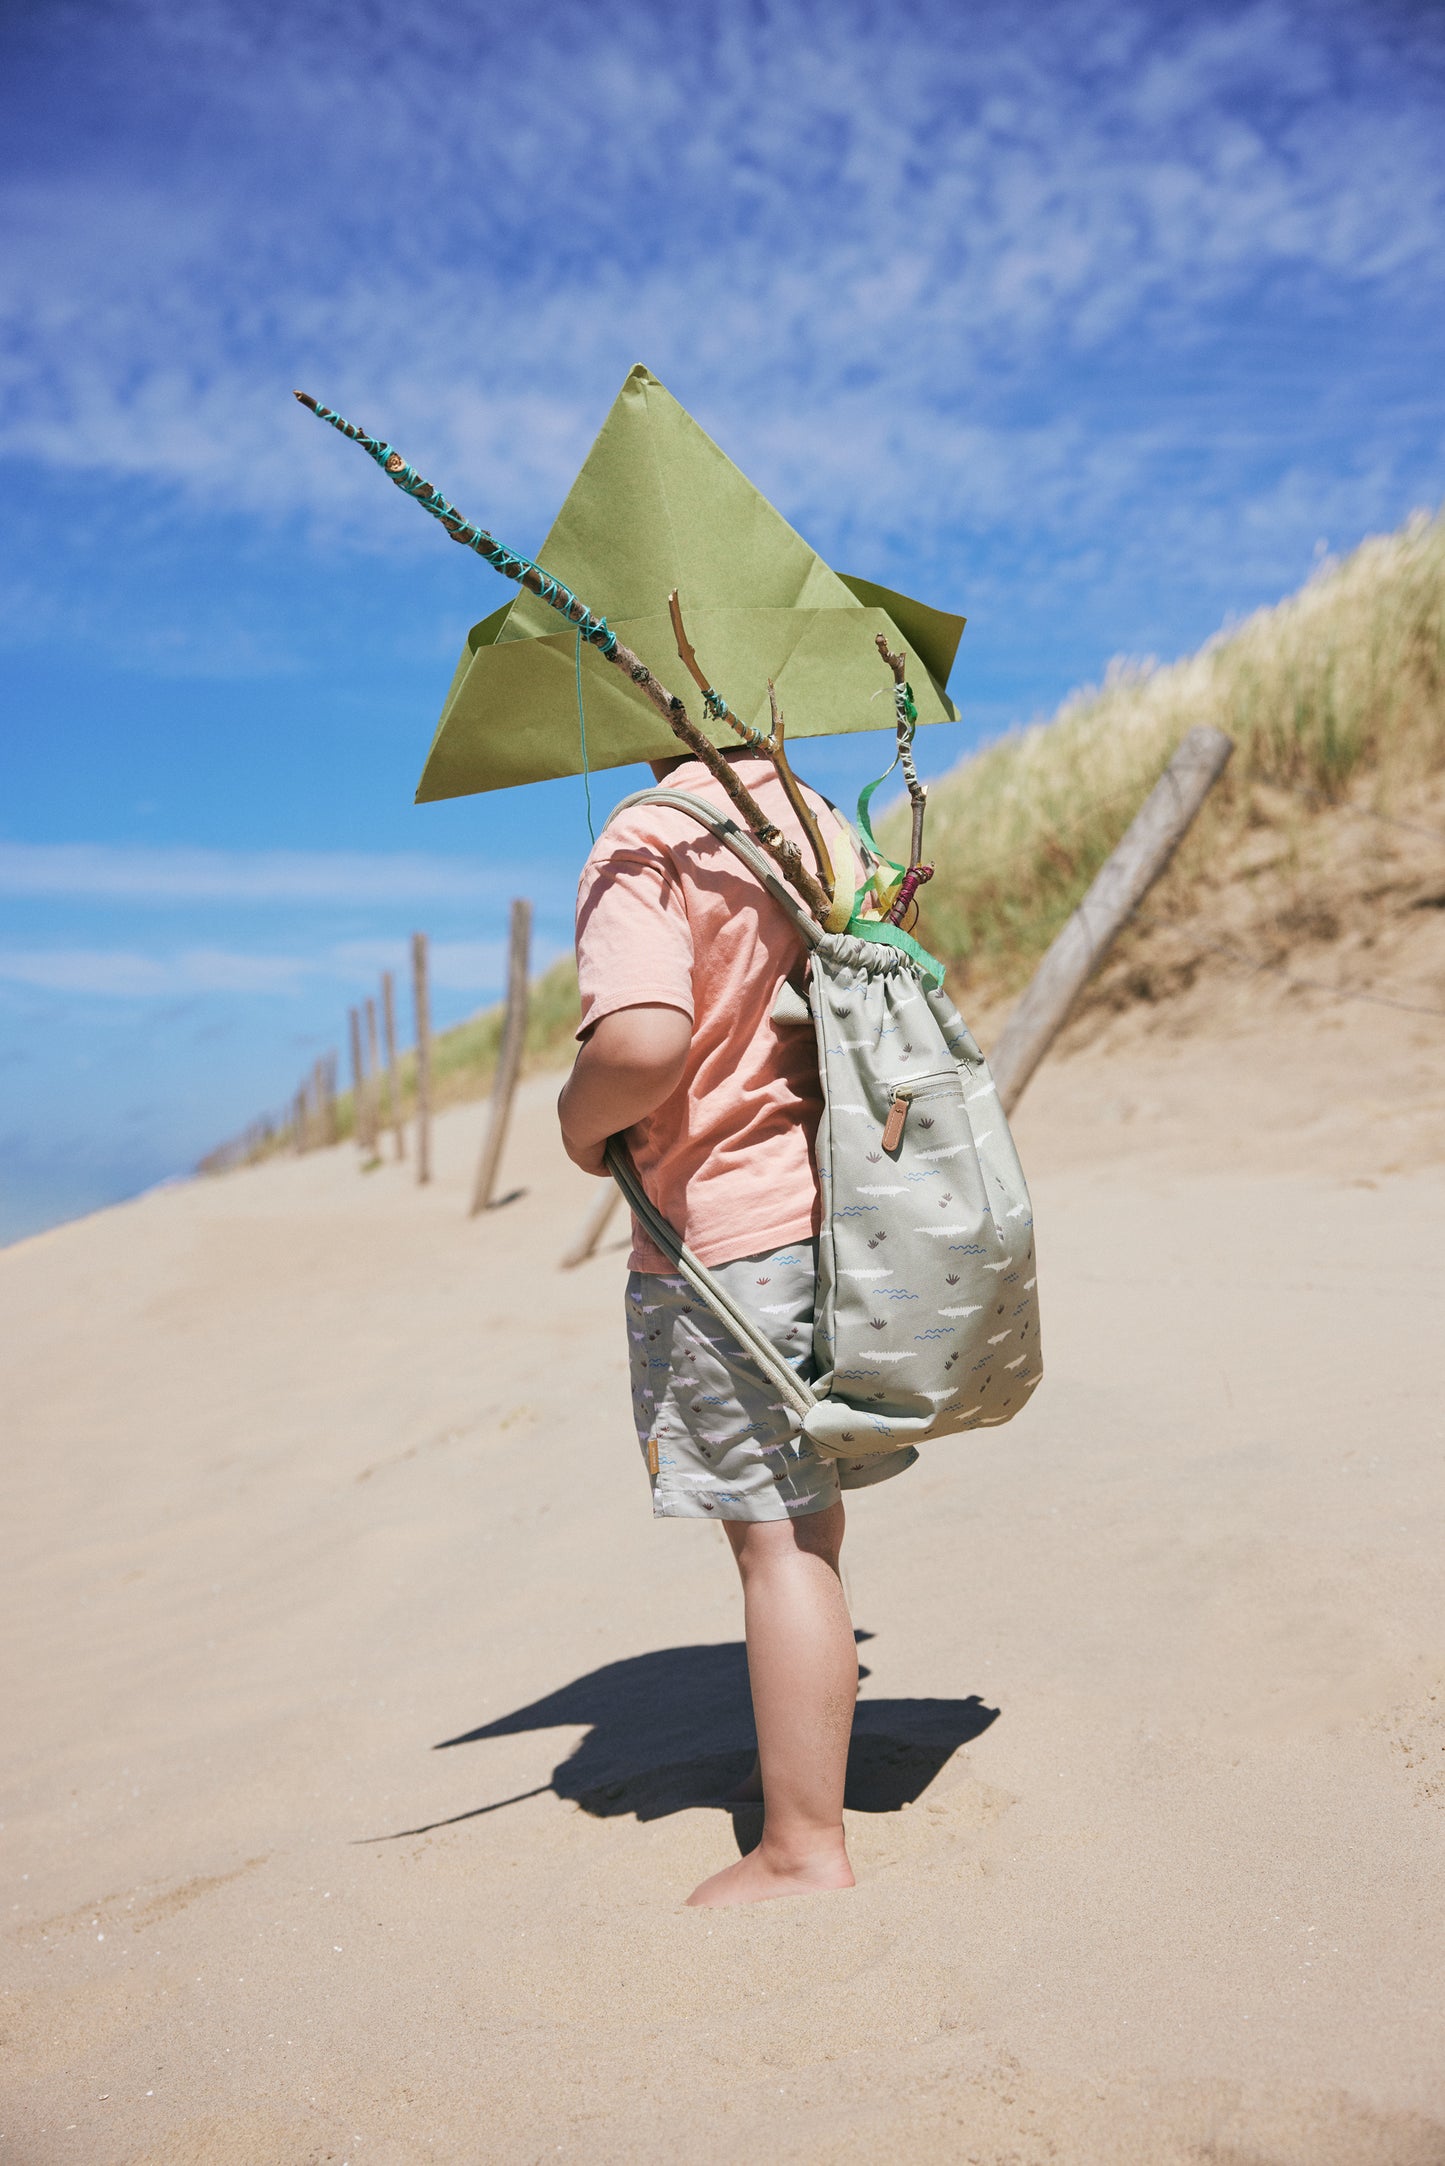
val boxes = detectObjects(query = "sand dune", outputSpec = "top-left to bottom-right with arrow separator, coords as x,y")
4,986 -> 1443,2164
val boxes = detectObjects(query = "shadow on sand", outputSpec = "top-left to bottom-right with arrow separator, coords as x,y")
364,1634 -> 998,1846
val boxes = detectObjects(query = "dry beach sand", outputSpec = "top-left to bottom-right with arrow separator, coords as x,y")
4,971 -> 1444,2164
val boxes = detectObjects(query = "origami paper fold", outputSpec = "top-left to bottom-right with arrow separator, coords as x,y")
416,365 -> 965,801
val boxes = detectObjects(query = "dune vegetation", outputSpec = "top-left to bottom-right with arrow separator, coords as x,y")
387,953 -> 583,1118
204,509 -> 1444,1170
892,509 -> 1445,997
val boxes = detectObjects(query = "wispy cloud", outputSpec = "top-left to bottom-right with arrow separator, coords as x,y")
0,937 -> 535,999
0,948 -> 310,997
0,841 -> 538,906
330,938 -> 522,993
4,0 -> 1444,1244
3,0 -> 1442,573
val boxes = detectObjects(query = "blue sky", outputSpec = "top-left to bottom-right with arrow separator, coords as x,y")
2,0 -> 1443,1241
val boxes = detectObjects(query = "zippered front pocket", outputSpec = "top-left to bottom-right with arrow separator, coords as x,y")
880,1068 -> 959,1153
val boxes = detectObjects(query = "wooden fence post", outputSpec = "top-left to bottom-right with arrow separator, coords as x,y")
348,1006 -> 366,1157
365,996 -> 383,1159
311,1058 -> 327,1150
322,1051 -> 339,1144
560,1183 -> 621,1269
988,725 -> 1234,1114
381,970 -> 405,1160
470,898 -> 532,1216
412,932 -> 432,1185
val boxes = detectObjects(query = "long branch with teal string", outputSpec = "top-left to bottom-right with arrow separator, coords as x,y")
294,389 -> 944,983
296,394 -> 620,656
294,390 -> 831,921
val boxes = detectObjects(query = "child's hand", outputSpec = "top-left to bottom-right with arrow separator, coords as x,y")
557,1003 -> 692,1175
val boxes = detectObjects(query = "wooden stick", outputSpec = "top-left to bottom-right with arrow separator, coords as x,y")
766,681 -> 837,902
560,1183 -> 621,1269
348,1007 -> 366,1156
666,588 -> 720,715
908,793 -> 928,878
469,898 -> 532,1215
293,1086 -> 306,1155
666,588 -> 837,904
381,970 -> 405,1160
411,932 -> 432,1185
581,631 -> 828,916
875,634 -> 929,876
293,392 -> 830,919
988,726 -> 1234,1113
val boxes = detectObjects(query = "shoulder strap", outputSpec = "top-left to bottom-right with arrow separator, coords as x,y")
605,787 -> 822,949
604,1140 -> 818,1423
597,789 -> 825,1415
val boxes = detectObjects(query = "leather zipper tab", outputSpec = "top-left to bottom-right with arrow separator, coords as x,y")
881,1092 -> 910,1153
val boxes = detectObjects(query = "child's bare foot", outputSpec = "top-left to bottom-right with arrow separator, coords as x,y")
686,1836 -> 854,1907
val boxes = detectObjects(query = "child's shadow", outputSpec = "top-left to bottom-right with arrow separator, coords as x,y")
367,1634 -> 998,1848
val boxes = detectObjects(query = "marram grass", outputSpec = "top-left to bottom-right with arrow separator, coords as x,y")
207,509 -> 1443,1168
894,510 -> 1445,994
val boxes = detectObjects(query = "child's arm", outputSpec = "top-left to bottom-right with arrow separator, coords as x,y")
557,1002 -> 692,1176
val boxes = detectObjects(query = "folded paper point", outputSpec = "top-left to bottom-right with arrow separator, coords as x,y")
415,364 -> 965,801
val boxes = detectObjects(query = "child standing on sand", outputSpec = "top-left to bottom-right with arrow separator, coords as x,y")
558,744 -> 920,1908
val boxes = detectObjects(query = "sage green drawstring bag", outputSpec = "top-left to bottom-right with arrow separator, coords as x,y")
603,789 -> 1042,1462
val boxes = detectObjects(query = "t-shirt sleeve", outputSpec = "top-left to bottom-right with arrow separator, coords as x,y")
574,824 -> 695,1039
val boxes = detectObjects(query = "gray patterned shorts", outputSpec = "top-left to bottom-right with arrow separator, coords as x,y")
626,1242 -> 920,1521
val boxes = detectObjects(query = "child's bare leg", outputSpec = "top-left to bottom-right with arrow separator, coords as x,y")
687,1502 -> 856,1907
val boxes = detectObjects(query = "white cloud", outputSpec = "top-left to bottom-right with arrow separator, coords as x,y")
330,937 -> 515,991
1,0 -> 1440,561
0,948 -> 309,997
0,936 -> 561,1000
427,942 -> 509,992
0,842 -> 534,906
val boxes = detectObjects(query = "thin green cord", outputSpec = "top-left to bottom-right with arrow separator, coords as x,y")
575,627 -> 596,842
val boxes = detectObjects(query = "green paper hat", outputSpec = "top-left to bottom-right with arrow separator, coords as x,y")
415,365 -> 965,802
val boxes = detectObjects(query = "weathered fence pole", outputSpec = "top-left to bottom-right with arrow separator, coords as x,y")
470,898 -> 532,1216
322,1051 -> 339,1144
364,996 -> 384,1160
988,725 -> 1234,1114
560,1183 -> 621,1269
348,1006 -> 366,1157
311,1058 -> 327,1150
381,970 -> 405,1160
412,932 -> 433,1185
293,1085 -> 307,1155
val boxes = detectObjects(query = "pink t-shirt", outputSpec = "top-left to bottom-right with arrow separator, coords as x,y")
575,755 -> 858,1273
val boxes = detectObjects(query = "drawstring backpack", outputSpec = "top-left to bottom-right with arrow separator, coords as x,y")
602,788 -> 1042,1462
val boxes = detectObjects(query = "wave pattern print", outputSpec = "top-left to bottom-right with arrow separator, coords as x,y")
802,935 -> 1042,1458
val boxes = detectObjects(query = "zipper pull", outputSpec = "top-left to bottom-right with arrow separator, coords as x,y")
881,1090 -> 911,1153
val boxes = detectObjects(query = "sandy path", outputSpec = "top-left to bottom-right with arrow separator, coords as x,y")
3,1003 -> 1443,2165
